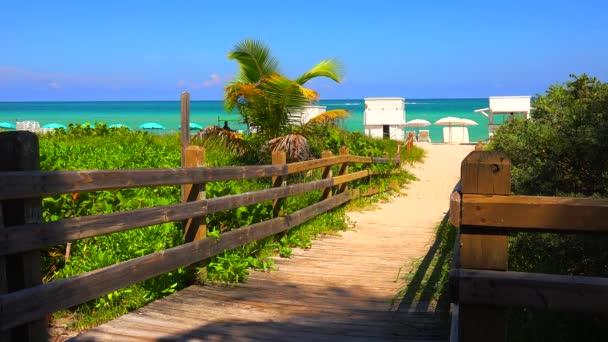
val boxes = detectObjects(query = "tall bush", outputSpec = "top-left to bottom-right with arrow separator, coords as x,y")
491,74 -> 608,196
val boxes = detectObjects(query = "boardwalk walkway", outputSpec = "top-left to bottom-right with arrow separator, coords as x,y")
74,144 -> 473,341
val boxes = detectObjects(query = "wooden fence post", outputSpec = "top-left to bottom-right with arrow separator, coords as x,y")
0,132 -> 47,341
338,146 -> 349,193
321,150 -> 333,199
459,150 -> 510,342
180,91 -> 191,166
183,145 -> 207,243
272,151 -> 287,217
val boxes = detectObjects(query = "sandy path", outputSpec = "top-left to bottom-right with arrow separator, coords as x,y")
348,143 -> 473,231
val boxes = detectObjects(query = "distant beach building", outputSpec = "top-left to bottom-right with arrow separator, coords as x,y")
363,98 -> 406,141
291,105 -> 327,125
474,96 -> 531,138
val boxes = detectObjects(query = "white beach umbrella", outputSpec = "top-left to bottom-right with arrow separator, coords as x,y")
405,119 -> 431,137
405,119 -> 431,128
434,117 -> 464,143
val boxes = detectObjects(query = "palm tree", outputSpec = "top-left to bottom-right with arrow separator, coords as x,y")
225,39 -> 344,139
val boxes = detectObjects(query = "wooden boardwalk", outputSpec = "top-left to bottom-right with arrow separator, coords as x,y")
74,145 -> 472,342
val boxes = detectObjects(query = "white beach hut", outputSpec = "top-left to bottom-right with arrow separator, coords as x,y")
291,105 -> 327,125
363,97 -> 406,141
474,96 -> 531,138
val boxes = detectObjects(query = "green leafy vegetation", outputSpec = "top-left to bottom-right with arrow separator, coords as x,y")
392,218 -> 455,310
490,74 -> 608,341
39,122 -> 420,331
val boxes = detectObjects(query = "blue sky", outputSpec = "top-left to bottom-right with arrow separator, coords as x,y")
1,0 -> 607,101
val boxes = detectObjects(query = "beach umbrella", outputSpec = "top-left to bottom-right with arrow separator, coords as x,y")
178,122 -> 204,130
139,122 -> 165,130
458,118 -> 478,143
109,123 -> 131,129
405,119 -> 431,137
434,117 -> 464,143
0,122 -> 16,129
42,123 -> 67,129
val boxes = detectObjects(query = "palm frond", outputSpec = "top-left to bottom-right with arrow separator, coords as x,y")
228,39 -> 280,84
306,109 -> 350,125
264,134 -> 312,162
294,59 -> 344,85
262,75 -> 310,110
191,125 -> 248,156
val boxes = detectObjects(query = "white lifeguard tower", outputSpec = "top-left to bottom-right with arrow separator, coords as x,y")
475,96 -> 531,138
291,105 -> 327,125
363,97 -> 406,141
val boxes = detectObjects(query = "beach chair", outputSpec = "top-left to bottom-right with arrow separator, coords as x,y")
418,130 -> 431,142
406,131 -> 417,142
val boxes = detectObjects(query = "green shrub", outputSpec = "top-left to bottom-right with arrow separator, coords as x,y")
490,74 -> 608,340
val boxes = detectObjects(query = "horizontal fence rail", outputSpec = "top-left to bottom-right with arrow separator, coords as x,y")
0,156 -> 399,200
447,150 -> 608,342
0,131 -> 405,336
0,179 -> 334,256
0,192 -> 352,331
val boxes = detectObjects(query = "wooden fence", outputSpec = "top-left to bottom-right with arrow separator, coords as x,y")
448,150 -> 608,342
0,131 -> 401,341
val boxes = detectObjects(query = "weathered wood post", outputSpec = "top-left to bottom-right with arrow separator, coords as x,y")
180,91 -> 191,202
407,137 -> 413,155
180,91 -> 191,165
0,132 -> 47,341
459,150 -> 510,342
272,151 -> 287,217
183,145 -> 207,242
321,150 -> 333,199
338,146 -> 349,193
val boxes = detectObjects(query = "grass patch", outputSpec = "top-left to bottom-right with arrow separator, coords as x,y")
391,217 -> 456,311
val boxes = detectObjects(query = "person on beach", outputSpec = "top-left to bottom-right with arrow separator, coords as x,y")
222,121 -> 232,131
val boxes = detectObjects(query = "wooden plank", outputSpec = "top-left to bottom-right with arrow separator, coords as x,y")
459,150 -> 509,342
180,91 -> 190,167
462,194 -> 608,233
287,155 -> 348,174
338,146 -> 349,193
321,151 -> 333,200
272,151 -> 287,217
459,151 -> 510,271
333,170 -> 369,186
0,165 -> 288,200
449,191 -> 461,228
454,269 -> 608,313
460,151 -> 510,196
0,191 -> 351,331
0,132 -> 47,341
347,156 -> 372,164
0,179 -> 333,255
360,186 -> 381,197
183,145 -> 206,243
370,157 -> 400,165
450,304 -> 459,342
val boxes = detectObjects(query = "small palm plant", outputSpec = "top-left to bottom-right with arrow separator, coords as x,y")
224,39 -> 344,139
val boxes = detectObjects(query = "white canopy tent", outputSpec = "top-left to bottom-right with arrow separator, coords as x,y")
475,96 -> 531,138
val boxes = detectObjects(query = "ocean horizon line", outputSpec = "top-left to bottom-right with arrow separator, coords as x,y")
0,97 -> 492,104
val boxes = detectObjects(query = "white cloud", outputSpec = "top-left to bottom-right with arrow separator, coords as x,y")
189,73 -> 226,89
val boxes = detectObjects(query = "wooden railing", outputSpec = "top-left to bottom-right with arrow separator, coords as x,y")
448,150 -> 608,342
0,132 -> 401,340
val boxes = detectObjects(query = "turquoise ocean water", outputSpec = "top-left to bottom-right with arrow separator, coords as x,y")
0,99 -> 491,142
